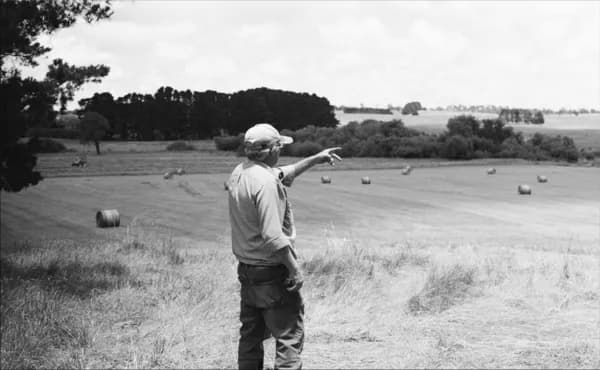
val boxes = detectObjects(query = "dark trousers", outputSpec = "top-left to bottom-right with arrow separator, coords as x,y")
237,263 -> 304,370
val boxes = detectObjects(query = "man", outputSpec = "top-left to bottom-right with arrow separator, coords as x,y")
227,123 -> 341,369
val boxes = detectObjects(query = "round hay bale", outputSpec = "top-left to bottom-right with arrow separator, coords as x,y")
176,168 -> 185,175
96,209 -> 120,228
487,167 -> 496,175
164,171 -> 174,180
537,175 -> 548,183
361,176 -> 371,185
402,166 -> 412,175
321,176 -> 331,184
518,184 -> 532,195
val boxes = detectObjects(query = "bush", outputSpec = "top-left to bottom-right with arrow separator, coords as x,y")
268,116 -> 579,163
26,127 -> 80,139
527,133 -> 579,162
282,141 -> 323,157
27,137 -> 67,153
447,115 -> 480,137
408,264 -> 477,314
441,135 -> 474,159
166,141 -> 196,151
214,135 -> 243,151
393,135 -> 441,158
580,148 -> 596,161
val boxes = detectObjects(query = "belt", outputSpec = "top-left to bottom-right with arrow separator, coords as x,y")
239,262 -> 285,269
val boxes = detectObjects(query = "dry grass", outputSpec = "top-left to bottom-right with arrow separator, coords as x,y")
1,222 -> 599,368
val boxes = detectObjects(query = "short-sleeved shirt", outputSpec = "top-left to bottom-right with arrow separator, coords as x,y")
227,160 -> 296,266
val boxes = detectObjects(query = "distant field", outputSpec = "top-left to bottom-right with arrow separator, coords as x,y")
335,109 -> 600,129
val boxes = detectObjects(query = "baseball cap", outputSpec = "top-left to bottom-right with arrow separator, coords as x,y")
244,123 -> 293,149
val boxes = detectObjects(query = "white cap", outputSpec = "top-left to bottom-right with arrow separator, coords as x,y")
244,123 -> 293,149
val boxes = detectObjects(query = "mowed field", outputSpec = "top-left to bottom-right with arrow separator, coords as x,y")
1,149 -> 599,368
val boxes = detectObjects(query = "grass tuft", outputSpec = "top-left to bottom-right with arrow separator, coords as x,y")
166,141 -> 196,151
408,263 -> 478,314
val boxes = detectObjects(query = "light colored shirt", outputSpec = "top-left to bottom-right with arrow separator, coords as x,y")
227,160 -> 296,265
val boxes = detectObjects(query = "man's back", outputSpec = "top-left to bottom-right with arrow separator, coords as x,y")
228,161 -> 291,266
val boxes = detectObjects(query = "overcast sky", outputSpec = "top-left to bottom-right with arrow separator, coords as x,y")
23,0 -> 600,110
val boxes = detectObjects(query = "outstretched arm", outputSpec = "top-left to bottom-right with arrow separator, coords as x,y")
288,147 -> 342,179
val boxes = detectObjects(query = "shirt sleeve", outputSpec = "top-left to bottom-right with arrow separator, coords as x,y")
276,165 -> 296,187
255,181 -> 290,254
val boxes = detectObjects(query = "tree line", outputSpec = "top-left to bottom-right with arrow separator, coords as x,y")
77,87 -> 338,141
431,105 -> 599,115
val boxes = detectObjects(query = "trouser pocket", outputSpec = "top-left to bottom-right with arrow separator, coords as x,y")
242,281 -> 286,308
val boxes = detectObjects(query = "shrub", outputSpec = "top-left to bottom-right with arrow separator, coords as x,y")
27,137 -> 67,153
447,115 -> 480,137
26,127 -> 80,139
472,136 -> 499,154
166,141 -> 196,151
214,135 -> 243,151
408,263 -> 477,314
527,133 -> 579,162
580,148 -> 595,161
340,139 -> 363,157
392,135 -> 440,158
282,141 -> 323,157
441,135 -> 473,159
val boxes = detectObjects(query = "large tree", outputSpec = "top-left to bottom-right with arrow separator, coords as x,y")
1,0 -> 112,192
80,111 -> 109,154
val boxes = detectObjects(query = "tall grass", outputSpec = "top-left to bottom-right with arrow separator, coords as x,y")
1,229 -> 598,368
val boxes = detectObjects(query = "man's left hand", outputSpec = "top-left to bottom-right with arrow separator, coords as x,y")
316,147 -> 342,166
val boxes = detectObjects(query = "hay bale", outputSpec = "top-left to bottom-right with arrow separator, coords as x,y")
537,175 -> 548,183
175,168 -> 186,175
361,176 -> 371,185
96,209 -> 120,228
518,184 -> 532,195
163,171 -> 174,180
487,167 -> 496,175
71,156 -> 87,167
402,166 -> 412,175
321,176 -> 331,184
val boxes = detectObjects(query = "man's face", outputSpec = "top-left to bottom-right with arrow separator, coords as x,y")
264,141 -> 282,167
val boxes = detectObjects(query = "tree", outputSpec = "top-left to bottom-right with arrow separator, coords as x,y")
80,111 -> 109,154
442,135 -> 473,159
1,0 -> 112,192
401,101 -> 422,115
447,115 -> 480,137
46,58 -> 109,113
79,92 -> 120,137
531,111 -> 544,124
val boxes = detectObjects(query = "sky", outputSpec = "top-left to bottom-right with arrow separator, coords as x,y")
22,0 -> 600,110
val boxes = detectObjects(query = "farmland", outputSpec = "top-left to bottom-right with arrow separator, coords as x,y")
2,144 -> 599,368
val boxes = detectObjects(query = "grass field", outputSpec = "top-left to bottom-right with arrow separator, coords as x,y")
1,148 -> 599,368
335,110 -> 600,130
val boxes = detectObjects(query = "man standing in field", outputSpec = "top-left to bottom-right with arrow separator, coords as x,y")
227,123 -> 341,369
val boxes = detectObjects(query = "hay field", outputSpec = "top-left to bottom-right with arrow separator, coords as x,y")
1,162 -> 599,368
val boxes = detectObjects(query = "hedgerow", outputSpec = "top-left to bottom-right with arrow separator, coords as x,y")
214,115 -> 580,162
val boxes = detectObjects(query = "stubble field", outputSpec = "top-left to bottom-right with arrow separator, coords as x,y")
1,146 -> 599,368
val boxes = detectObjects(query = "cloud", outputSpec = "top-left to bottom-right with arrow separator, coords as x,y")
21,1 -> 600,110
